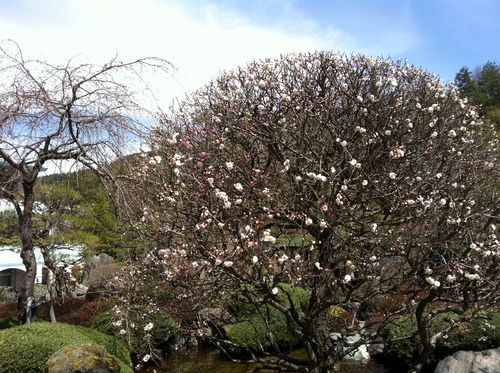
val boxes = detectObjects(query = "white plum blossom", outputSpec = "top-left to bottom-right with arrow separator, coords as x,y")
390,147 -> 405,159
252,255 -> 259,263
148,156 -> 162,165
465,273 -> 480,281
283,159 -> 290,171
215,190 -> 228,200
262,229 -> 277,244
234,183 -> 243,191
271,287 -> 279,295
343,274 -> 352,283
226,162 -> 234,170
446,274 -> 457,283
223,261 -> 234,268
143,354 -> 151,362
389,172 -> 397,180
305,218 -> 313,226
144,322 -> 154,332
426,277 -> 440,288
307,172 -> 327,182
278,254 -> 289,264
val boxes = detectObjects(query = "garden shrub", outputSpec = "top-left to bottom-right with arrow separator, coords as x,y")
92,305 -> 178,357
0,321 -> 132,373
226,306 -> 296,352
383,311 -> 500,364
0,315 -> 17,330
225,284 -> 310,352
37,297 -> 114,327
224,283 -> 310,319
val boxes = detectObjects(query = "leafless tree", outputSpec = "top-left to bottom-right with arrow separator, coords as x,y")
0,40 -> 171,324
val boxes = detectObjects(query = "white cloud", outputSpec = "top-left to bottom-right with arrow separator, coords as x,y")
0,0 -> 346,105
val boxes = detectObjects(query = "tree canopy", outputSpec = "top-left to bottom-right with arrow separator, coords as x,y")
455,61 -> 500,127
127,52 -> 499,373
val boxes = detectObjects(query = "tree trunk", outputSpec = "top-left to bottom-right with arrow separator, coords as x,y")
17,181 -> 37,325
406,291 -> 439,373
307,285 -> 342,373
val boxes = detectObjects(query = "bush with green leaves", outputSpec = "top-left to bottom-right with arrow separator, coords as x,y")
92,305 -> 178,361
383,311 -> 500,365
0,315 -> 17,330
0,322 -> 132,373
225,284 -> 310,352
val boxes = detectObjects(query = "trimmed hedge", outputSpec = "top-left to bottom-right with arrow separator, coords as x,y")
0,322 -> 133,373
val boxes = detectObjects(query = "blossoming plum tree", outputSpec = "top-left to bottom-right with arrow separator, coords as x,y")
130,52 -> 499,373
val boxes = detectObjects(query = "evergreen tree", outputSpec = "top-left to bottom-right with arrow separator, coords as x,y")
455,62 -> 500,127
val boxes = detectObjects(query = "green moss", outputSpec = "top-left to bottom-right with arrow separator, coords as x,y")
0,322 -> 133,373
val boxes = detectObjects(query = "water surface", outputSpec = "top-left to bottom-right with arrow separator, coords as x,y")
144,348 -> 398,373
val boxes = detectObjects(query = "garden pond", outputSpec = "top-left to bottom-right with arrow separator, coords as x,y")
143,348 -> 399,373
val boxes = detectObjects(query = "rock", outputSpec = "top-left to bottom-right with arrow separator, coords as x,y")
434,347 -> 500,373
44,343 -> 121,373
84,264 -> 120,301
329,333 -> 371,360
198,307 -> 237,339
72,283 -> 88,299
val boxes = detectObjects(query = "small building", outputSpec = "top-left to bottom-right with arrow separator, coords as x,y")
0,246 -> 46,286
0,245 -> 82,287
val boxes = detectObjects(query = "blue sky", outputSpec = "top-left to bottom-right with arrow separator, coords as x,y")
0,0 -> 499,105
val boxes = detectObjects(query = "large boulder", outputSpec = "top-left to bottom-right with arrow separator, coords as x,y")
198,307 -> 237,337
434,347 -> 500,373
44,343 -> 121,373
84,264 -> 121,301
